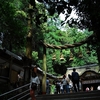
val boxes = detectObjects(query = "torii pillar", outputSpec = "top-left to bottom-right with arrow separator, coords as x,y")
42,45 -> 47,94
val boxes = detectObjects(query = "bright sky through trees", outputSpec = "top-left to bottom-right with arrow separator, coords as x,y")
59,9 -> 78,23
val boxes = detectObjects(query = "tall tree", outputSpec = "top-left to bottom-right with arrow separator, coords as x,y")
0,0 -> 27,52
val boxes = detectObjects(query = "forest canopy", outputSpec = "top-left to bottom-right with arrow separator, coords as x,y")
0,0 -> 99,75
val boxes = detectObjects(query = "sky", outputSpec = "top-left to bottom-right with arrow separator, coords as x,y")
59,9 -> 78,22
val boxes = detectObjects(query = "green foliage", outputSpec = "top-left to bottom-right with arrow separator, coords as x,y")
0,0 -> 98,75
0,0 -> 27,53
32,51 -> 38,62
43,22 -> 98,74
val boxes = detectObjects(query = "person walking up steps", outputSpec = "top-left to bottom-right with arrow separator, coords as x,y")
56,78 -> 61,94
60,81 -> 63,94
30,66 -> 40,100
71,68 -> 79,92
46,77 -> 50,94
62,75 -> 68,93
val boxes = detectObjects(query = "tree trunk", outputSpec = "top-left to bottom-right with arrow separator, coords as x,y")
26,4 -> 33,61
26,4 -> 33,80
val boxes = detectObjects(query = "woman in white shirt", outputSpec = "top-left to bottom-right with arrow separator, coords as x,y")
30,71 -> 40,100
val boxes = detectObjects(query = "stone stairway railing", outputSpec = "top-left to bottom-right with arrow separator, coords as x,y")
0,83 -> 30,100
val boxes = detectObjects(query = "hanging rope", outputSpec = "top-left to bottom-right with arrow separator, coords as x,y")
41,34 -> 95,49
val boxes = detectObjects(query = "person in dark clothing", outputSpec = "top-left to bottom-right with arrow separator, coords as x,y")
56,78 -> 60,94
72,68 -> 79,92
46,77 -> 50,94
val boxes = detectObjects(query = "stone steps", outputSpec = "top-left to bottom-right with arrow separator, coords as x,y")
36,90 -> 100,100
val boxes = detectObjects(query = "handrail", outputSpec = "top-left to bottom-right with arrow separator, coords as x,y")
18,93 -> 30,100
0,83 -> 30,100
8,89 -> 30,100
0,76 -> 9,80
0,83 -> 30,97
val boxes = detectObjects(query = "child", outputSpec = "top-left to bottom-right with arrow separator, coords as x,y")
60,81 -> 63,94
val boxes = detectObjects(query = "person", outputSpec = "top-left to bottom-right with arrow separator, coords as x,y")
68,74 -> 73,93
46,77 -> 50,94
50,81 -> 56,94
66,75 -> 70,93
90,86 -> 93,91
71,68 -> 79,92
86,87 -> 89,91
17,71 -> 22,87
60,81 -> 63,94
30,70 -> 40,100
97,85 -> 100,90
56,78 -> 61,94
62,74 -> 68,93
68,80 -> 73,93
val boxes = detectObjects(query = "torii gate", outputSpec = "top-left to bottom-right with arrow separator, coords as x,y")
41,34 -> 94,94
26,0 -> 95,94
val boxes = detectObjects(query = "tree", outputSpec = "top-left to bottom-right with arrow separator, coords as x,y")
0,0 -> 47,57
0,0 -> 27,52
37,0 -> 100,64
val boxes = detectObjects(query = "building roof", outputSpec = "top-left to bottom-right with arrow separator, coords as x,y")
66,64 -> 99,77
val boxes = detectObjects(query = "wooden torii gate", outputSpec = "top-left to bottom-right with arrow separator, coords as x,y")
41,33 -> 95,94
26,0 -> 96,94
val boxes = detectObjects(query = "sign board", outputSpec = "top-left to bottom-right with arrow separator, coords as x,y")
82,79 -> 100,84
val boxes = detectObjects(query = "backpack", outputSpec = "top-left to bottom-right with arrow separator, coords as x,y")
72,72 -> 79,81
31,82 -> 37,90
46,79 -> 49,86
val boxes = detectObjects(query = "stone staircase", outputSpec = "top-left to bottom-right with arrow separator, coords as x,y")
35,90 -> 100,100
